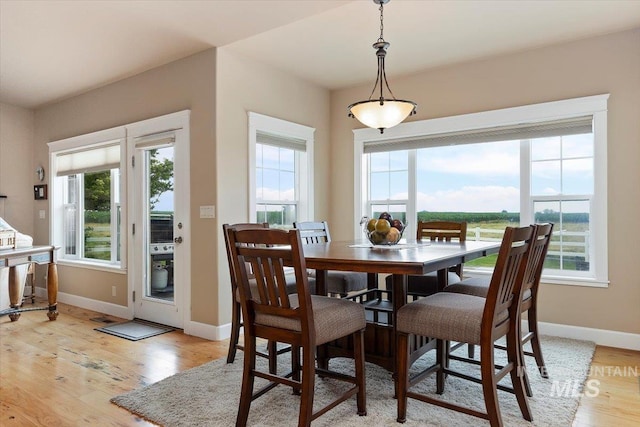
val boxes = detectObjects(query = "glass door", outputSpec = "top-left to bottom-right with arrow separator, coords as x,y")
131,134 -> 185,328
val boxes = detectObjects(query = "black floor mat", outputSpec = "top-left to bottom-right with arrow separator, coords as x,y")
95,319 -> 176,341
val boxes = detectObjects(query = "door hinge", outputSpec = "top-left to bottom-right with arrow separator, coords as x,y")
132,290 -> 135,302
131,156 -> 135,167
132,223 -> 135,235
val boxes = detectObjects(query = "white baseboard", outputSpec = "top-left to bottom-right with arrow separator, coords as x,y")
42,287 -> 639,350
184,320 -> 231,341
40,288 -> 132,320
524,320 -> 640,351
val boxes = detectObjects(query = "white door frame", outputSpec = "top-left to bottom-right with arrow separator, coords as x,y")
126,110 -> 190,327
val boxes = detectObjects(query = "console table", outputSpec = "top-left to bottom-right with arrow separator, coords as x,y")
0,245 -> 59,321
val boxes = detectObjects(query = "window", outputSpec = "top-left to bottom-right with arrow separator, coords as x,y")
249,112 -> 314,228
49,128 -> 125,269
354,95 -> 608,286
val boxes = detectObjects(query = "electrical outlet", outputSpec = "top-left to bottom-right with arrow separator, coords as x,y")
112,286 -> 117,297
200,205 -> 215,218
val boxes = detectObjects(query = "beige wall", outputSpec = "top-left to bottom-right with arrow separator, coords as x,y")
330,29 -> 640,335
33,49 -> 217,317
0,103 -> 35,235
215,48 -> 331,325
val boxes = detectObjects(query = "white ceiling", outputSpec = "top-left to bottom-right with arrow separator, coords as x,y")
2,0 -> 640,109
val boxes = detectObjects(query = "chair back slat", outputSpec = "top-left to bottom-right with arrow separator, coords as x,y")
230,228 -> 313,332
484,226 -> 535,330
223,223 -> 269,297
416,221 -> 467,242
521,223 -> 554,297
416,221 -> 467,277
293,221 -> 331,244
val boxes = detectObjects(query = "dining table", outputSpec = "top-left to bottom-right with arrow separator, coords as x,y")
301,238 -> 501,373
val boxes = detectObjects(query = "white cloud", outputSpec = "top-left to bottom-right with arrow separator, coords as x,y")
414,185 -> 520,212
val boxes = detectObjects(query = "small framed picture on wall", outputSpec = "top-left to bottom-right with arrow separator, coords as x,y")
34,184 -> 47,200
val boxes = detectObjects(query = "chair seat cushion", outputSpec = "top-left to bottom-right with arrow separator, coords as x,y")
326,271 -> 367,295
255,295 -> 366,346
386,271 -> 461,297
397,293 -> 508,345
446,276 -> 531,300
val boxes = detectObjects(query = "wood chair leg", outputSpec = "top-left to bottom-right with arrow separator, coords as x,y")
436,339 -> 446,394
528,308 -> 547,378
468,343 -> 475,359
396,332 -> 409,423
353,329 -> 367,416
227,301 -> 241,363
480,343 -> 503,427
292,345 -> 301,395
507,331 -> 533,421
236,334 -> 256,427
298,346 -> 316,427
268,340 -> 278,374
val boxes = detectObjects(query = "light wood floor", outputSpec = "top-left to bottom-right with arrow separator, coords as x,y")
1,302 -> 638,426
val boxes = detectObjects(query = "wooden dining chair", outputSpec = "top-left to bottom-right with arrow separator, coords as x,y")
385,220 -> 467,300
294,221 -> 368,297
223,223 -> 314,371
228,227 -> 367,426
445,223 -> 554,394
396,225 -> 535,427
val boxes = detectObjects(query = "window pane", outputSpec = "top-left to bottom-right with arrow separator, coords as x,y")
64,203 -> 77,255
531,160 -> 561,195
416,141 -> 519,212
562,158 -> 593,194
279,171 -> 295,201
262,145 -> 279,169
562,133 -> 593,159
389,171 -> 408,200
370,152 -> 389,172
370,172 -> 390,200
531,136 -> 561,161
84,170 -> 112,261
280,148 -> 294,172
255,168 -> 263,199
561,200 -> 590,272
262,169 -> 279,199
389,150 -> 408,170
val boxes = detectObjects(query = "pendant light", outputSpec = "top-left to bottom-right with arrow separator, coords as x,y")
348,0 -> 416,134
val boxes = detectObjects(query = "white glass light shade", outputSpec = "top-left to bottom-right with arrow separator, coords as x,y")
349,99 -> 416,132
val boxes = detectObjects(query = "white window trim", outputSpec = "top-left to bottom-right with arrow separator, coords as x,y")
353,94 -> 609,287
248,112 -> 315,224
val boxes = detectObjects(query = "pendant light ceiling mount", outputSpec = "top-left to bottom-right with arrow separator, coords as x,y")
348,0 -> 416,134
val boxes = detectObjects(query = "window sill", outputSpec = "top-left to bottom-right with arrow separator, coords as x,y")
463,269 -> 609,288
57,259 -> 126,274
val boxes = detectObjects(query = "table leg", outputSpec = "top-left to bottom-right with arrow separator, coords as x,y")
436,268 -> 449,292
8,266 -> 21,321
46,263 -> 58,320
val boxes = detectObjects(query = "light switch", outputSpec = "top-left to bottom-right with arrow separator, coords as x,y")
199,205 -> 215,219
39,210 -> 46,219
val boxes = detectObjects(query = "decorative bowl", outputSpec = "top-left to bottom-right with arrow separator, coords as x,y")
363,218 -> 406,245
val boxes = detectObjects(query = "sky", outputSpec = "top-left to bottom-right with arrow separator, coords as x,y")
252,134 -> 594,214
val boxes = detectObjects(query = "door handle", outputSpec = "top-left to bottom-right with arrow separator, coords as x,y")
174,236 -> 183,244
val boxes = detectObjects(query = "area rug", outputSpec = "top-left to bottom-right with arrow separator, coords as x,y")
95,319 -> 176,341
111,336 -> 595,426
